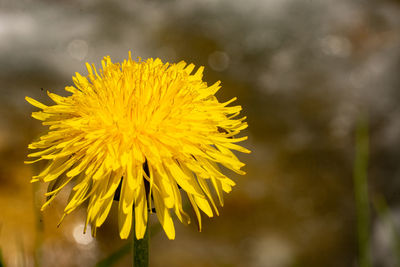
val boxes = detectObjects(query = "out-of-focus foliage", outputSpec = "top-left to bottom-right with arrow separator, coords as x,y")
353,116 -> 371,267
0,247 -> 4,267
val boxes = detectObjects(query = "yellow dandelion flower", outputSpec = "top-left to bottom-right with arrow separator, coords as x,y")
25,52 -> 250,240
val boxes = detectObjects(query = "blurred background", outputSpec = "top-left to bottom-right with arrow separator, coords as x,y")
1,0 -> 400,266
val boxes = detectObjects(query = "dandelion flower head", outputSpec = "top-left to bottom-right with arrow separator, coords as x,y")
26,52 -> 250,239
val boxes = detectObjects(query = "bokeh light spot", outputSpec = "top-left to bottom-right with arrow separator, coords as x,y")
67,39 -> 89,61
208,51 -> 230,72
72,223 -> 94,245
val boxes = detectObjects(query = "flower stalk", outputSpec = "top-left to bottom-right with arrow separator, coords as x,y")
133,211 -> 149,267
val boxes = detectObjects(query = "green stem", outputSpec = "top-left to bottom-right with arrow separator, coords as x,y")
353,115 -> 371,267
32,182 -> 44,267
132,213 -> 149,267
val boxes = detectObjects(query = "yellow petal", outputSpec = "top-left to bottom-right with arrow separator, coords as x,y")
25,96 -> 47,109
